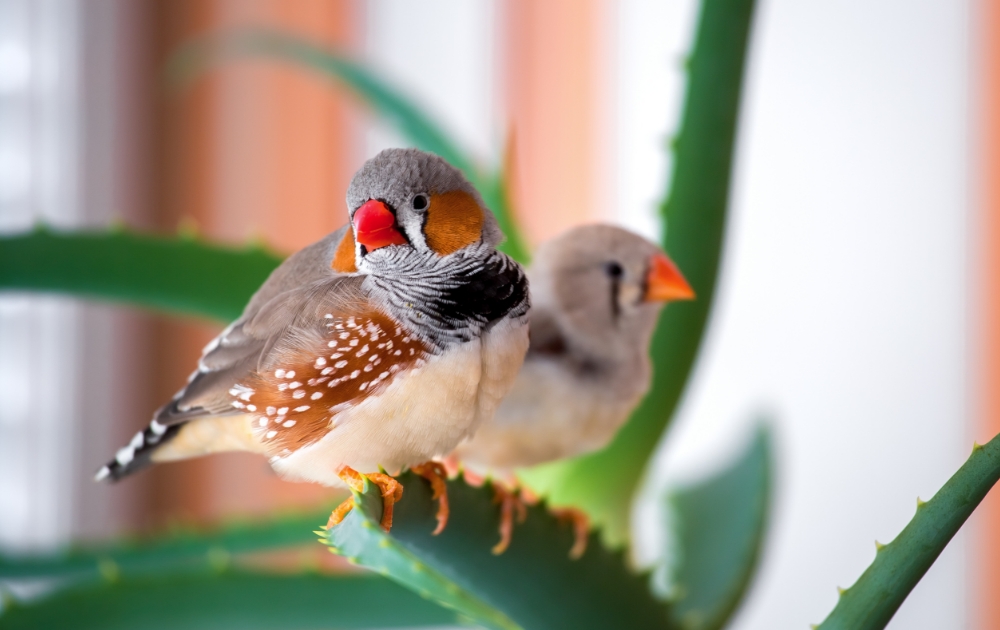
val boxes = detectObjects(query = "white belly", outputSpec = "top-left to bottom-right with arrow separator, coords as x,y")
272,317 -> 528,486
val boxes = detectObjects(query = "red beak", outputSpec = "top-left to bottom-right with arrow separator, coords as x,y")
645,252 -> 695,302
354,200 -> 408,251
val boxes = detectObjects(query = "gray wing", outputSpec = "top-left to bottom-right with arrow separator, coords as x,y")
155,225 -> 353,425
95,226 -> 358,482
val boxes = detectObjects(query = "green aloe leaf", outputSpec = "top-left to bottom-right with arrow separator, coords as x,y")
168,29 -> 530,263
817,433 -> 1000,630
0,570 -> 456,630
665,422 -> 773,630
0,510 -> 324,582
0,226 -> 280,323
324,472 -> 677,630
520,0 -> 758,546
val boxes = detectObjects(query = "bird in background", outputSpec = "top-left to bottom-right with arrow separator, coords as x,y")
96,148 -> 531,534
449,224 -> 694,555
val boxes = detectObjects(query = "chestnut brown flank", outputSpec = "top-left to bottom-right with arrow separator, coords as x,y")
237,309 -> 428,454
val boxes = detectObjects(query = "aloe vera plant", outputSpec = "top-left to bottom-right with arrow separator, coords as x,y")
0,225 -> 280,322
816,434 -> 1000,629
0,429 -> 772,630
665,424 -> 773,630
0,511 -> 323,582
324,472 -> 673,630
0,571 -> 456,630
1,0 -> 990,628
0,432 -> 771,630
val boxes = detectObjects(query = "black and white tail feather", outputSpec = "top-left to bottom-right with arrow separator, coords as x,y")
94,420 -> 181,482
94,334 -> 245,482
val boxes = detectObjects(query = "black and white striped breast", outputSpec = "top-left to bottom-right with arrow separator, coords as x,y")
367,250 -> 529,350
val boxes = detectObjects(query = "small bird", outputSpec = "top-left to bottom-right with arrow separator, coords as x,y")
96,148 -> 531,533
450,224 -> 693,554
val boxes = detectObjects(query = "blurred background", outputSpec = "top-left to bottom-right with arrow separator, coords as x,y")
0,0 -> 990,628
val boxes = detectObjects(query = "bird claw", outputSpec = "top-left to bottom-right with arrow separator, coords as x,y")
551,507 -> 589,559
326,496 -> 356,529
366,472 -> 404,531
491,484 -> 528,555
411,461 -> 450,535
327,466 -> 403,532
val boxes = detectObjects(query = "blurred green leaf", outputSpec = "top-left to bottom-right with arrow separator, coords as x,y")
0,227 -> 280,323
817,433 -> 1000,630
0,510 -> 326,582
168,30 -> 530,263
520,0 -> 758,546
324,472 -> 677,630
0,570 -> 456,630
665,422 -> 773,630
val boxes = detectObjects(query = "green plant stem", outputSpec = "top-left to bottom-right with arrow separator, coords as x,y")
0,570 -> 456,630
520,0 -> 757,546
0,227 -> 280,323
817,433 -> 1000,629
0,511 -> 325,581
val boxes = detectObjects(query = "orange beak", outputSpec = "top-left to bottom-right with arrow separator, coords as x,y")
645,252 -> 695,303
354,200 -> 408,251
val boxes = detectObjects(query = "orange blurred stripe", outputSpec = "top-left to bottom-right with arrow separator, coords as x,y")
146,0 -> 361,528
978,0 -> 1000,627
502,0 -> 612,245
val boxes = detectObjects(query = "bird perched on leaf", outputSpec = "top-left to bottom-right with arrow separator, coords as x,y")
450,224 -> 694,555
96,148 -> 531,534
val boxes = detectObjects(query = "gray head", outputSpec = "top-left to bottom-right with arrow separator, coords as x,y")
530,224 -> 694,360
342,148 -> 504,275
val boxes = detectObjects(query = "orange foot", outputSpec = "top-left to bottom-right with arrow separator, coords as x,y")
411,461 -> 450,535
552,507 -> 590,559
326,466 -> 403,532
492,484 -> 528,555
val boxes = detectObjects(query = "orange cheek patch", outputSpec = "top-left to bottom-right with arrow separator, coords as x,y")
424,190 -> 484,256
331,227 -> 358,273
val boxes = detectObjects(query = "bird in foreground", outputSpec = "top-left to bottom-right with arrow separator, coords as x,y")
450,224 -> 694,555
96,148 -> 531,534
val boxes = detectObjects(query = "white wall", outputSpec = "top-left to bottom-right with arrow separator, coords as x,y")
363,0 -> 499,164
0,0 -> 83,551
0,0 -> 152,550
627,1 -> 972,628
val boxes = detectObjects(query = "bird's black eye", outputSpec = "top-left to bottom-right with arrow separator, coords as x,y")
604,261 -> 624,279
412,194 -> 429,210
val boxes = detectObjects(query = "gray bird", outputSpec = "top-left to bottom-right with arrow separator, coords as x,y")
449,224 -> 693,553
96,148 -> 531,532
